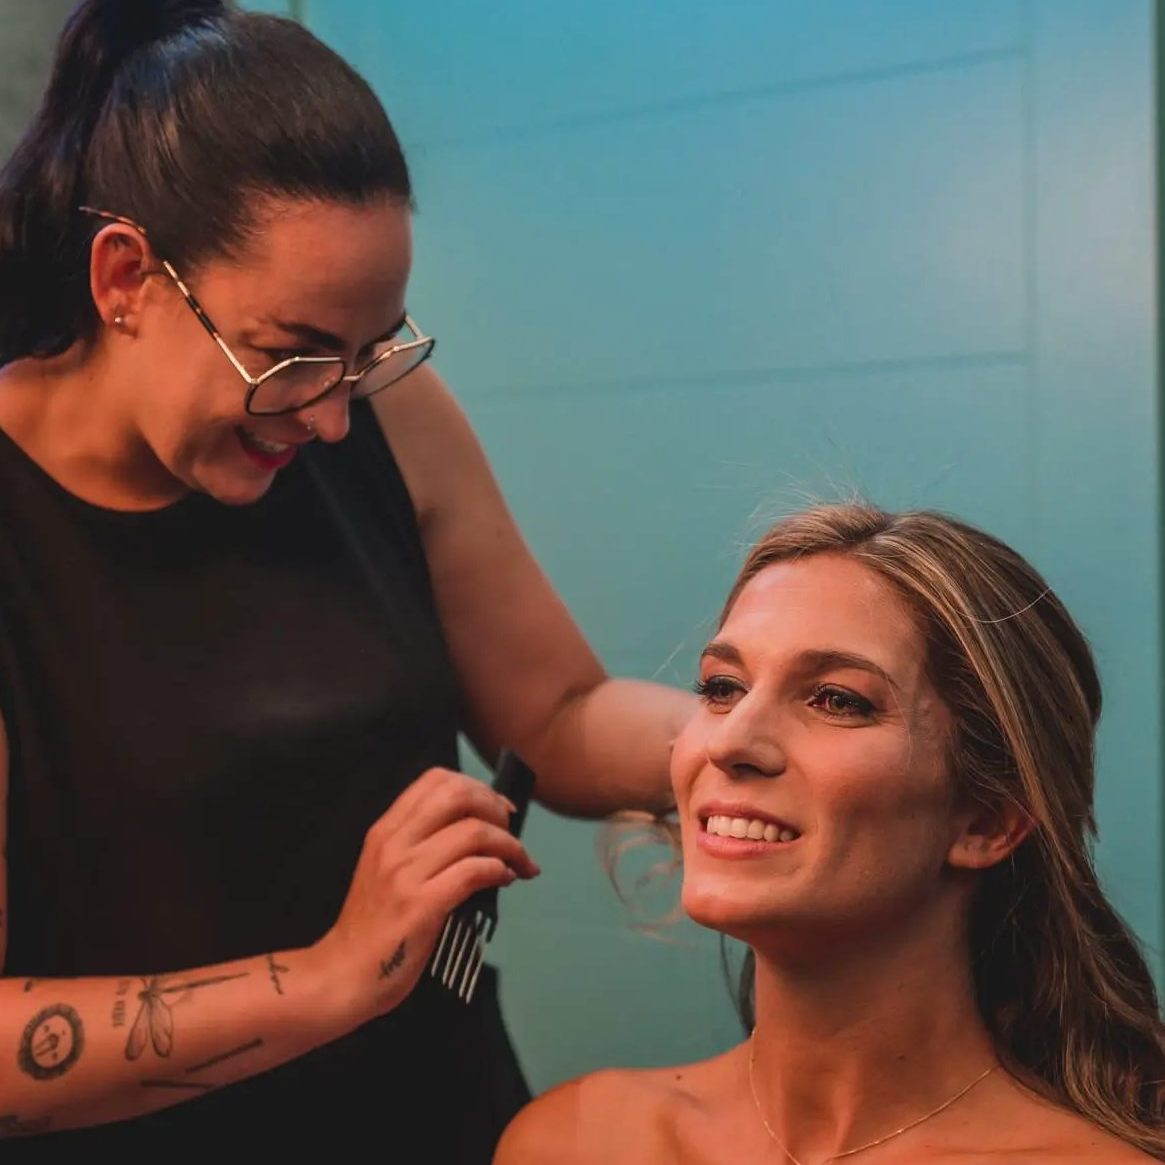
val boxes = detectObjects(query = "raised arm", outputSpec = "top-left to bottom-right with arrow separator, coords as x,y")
375,366 -> 696,820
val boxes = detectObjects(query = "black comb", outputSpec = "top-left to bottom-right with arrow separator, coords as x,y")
428,749 -> 536,1003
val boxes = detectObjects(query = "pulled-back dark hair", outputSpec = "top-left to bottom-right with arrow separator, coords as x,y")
0,0 -> 412,366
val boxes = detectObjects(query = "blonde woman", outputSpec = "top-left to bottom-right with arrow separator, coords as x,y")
497,504 -> 1165,1163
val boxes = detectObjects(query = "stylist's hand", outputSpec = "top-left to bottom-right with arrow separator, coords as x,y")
311,766 -> 540,1023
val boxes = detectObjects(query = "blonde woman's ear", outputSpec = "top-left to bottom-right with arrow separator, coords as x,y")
947,798 -> 1034,871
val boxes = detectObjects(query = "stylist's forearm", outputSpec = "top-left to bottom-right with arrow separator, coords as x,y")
0,946 -> 362,1136
531,678 -> 696,817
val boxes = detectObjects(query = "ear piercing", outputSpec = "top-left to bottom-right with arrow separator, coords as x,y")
303,414 -> 317,435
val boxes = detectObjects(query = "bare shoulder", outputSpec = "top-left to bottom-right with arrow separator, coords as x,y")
1101,1145 -> 1160,1163
999,1082 -> 1161,1164
369,362 -> 489,528
493,1061 -> 715,1165
1052,1122 -> 1160,1165
1041,1128 -> 1160,1164
492,1072 -> 603,1164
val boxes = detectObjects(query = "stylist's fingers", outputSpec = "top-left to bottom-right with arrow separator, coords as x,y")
315,766 -> 536,1022
411,817 -> 540,883
376,766 -> 516,846
423,856 -> 523,922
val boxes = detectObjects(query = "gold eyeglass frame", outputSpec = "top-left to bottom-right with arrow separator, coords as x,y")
79,206 -> 436,417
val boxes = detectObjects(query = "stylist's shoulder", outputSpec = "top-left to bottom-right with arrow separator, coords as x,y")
369,359 -> 471,455
493,1067 -> 664,1165
369,359 -> 490,529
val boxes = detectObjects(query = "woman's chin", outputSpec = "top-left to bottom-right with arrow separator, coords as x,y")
213,482 -> 274,507
192,464 -> 278,507
681,880 -> 794,940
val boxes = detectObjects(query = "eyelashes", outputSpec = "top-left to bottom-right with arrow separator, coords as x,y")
806,684 -> 875,718
691,675 -> 739,702
693,675 -> 876,720
258,348 -> 310,365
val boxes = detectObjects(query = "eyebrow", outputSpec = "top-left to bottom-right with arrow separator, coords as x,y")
700,640 -> 745,667
699,642 -> 901,692
264,313 -> 408,353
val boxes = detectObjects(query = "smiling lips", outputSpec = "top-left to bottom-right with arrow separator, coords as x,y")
704,814 -> 800,844
703,813 -> 801,846
236,427 -> 298,471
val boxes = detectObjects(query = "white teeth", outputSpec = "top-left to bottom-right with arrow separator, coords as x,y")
704,815 -> 799,842
242,430 -> 290,454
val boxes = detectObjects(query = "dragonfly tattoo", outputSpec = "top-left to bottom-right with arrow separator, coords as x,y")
125,972 -> 249,1061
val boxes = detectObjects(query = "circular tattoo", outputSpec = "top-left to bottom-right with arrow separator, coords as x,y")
18,1004 -> 84,1080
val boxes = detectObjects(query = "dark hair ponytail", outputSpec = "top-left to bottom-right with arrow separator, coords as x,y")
0,0 -> 412,366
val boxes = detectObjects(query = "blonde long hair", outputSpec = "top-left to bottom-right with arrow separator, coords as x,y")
707,503 -> 1164,1158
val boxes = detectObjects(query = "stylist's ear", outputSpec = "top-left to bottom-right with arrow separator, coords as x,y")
89,223 -> 155,335
947,797 -> 1034,870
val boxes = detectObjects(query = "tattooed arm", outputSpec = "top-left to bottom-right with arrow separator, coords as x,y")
0,724 -> 537,1136
0,950 -> 350,1134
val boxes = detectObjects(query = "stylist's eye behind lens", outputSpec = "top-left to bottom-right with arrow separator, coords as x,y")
246,357 -> 347,416
349,328 -> 435,399
244,323 -> 435,416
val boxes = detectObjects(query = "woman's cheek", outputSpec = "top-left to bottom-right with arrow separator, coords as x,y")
668,719 -> 710,809
817,737 -> 927,817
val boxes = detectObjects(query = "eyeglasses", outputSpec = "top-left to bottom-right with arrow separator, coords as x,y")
79,207 -> 436,417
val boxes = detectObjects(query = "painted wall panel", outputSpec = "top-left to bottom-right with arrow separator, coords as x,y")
309,0 -> 1163,1088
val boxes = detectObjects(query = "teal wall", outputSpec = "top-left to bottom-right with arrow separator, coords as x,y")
293,1 -> 1161,1089
0,1 -> 76,160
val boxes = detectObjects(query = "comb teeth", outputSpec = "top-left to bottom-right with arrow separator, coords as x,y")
429,750 -> 534,1004
429,909 -> 497,1003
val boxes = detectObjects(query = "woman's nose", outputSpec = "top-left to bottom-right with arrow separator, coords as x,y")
703,700 -> 788,780
299,385 -> 351,444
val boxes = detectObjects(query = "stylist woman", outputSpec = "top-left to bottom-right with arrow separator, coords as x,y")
0,0 -> 691,1156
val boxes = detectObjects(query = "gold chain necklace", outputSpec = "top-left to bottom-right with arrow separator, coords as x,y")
746,1037 -> 997,1165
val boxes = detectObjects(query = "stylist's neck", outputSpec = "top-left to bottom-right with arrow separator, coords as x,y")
0,350 -> 187,511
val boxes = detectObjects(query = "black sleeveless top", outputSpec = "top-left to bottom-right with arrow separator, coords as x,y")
0,403 -> 529,1158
